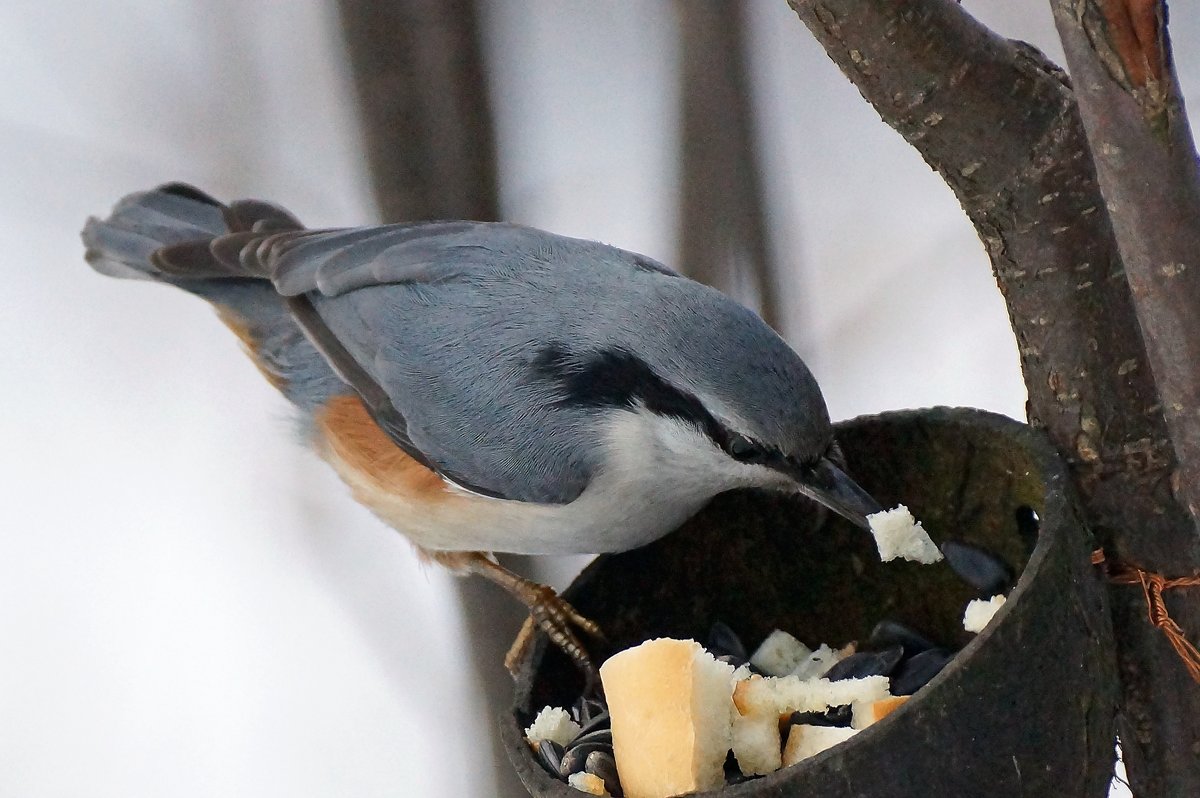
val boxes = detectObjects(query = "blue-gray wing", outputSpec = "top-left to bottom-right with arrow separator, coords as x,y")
268,220 -> 676,297
257,222 -> 679,504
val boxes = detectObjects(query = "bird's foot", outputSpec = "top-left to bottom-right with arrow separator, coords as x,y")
430,550 -> 605,682
504,583 -> 604,681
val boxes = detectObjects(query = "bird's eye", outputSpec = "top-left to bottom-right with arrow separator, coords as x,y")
727,434 -> 758,461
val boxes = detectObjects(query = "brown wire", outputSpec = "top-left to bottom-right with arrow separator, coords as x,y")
1092,548 -> 1200,683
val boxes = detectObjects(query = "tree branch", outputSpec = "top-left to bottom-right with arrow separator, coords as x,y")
1051,0 -> 1200,528
786,1 -> 1200,793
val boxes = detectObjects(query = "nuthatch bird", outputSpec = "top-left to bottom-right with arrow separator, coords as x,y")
82,184 -> 882,674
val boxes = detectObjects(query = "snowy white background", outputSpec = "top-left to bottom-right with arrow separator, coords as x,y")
5,1 -> 1193,795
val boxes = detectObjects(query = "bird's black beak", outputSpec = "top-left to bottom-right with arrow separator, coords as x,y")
786,457 -> 883,530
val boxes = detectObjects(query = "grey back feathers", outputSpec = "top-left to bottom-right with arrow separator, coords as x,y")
83,184 -> 832,505
268,222 -> 679,297
265,223 -> 832,504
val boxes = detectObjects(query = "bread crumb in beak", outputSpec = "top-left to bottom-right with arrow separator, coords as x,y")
867,505 -> 944,564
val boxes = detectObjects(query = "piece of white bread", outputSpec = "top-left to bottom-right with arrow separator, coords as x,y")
867,505 -> 943,564
733,674 -> 891,717
789,642 -> 845,680
731,709 -> 782,775
599,638 -> 735,798
781,724 -> 859,767
850,695 -> 910,730
728,663 -> 779,775
730,665 -> 783,779
963,594 -> 1007,633
731,674 -> 888,775
749,629 -> 812,676
567,772 -> 609,796
524,706 -> 581,747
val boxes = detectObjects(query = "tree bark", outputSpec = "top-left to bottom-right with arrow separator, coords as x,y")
676,0 -> 782,329
785,1 -> 1200,794
1050,0 -> 1200,527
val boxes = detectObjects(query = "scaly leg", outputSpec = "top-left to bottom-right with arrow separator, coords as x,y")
427,550 -> 603,678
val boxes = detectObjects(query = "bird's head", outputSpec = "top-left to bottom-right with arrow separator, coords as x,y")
709,428 -> 883,530
534,273 -> 883,528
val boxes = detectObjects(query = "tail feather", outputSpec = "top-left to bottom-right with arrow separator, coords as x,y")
83,182 -> 305,282
153,195 -> 309,280
153,233 -> 261,280
82,184 -> 229,280
82,183 -> 345,414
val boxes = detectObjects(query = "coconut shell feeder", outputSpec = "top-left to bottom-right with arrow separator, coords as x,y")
506,407 -> 1117,797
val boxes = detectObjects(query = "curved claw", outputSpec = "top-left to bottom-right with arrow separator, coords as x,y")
506,585 -> 604,680
434,551 -> 605,680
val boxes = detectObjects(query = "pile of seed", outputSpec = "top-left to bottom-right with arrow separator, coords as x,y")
528,535 -> 1017,794
531,696 -> 621,796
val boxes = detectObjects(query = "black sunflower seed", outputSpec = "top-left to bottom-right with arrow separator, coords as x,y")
569,728 -> 613,748
576,710 -> 611,737
572,695 -> 607,726
822,646 -> 904,681
822,704 -> 854,727
940,539 -> 1015,596
867,620 -> 937,658
535,739 -> 564,777
890,648 -> 953,695
585,750 -> 623,797
785,710 -> 846,729
560,741 -> 611,777
707,621 -> 748,661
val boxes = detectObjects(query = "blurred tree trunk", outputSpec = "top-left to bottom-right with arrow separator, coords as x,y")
676,0 -> 782,329
336,3 -> 526,797
337,0 -> 498,223
786,0 -> 1199,794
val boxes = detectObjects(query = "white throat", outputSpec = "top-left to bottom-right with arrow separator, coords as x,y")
550,407 -> 787,552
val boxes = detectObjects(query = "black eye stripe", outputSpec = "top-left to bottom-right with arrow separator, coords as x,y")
529,345 -> 811,468
530,345 -> 726,444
